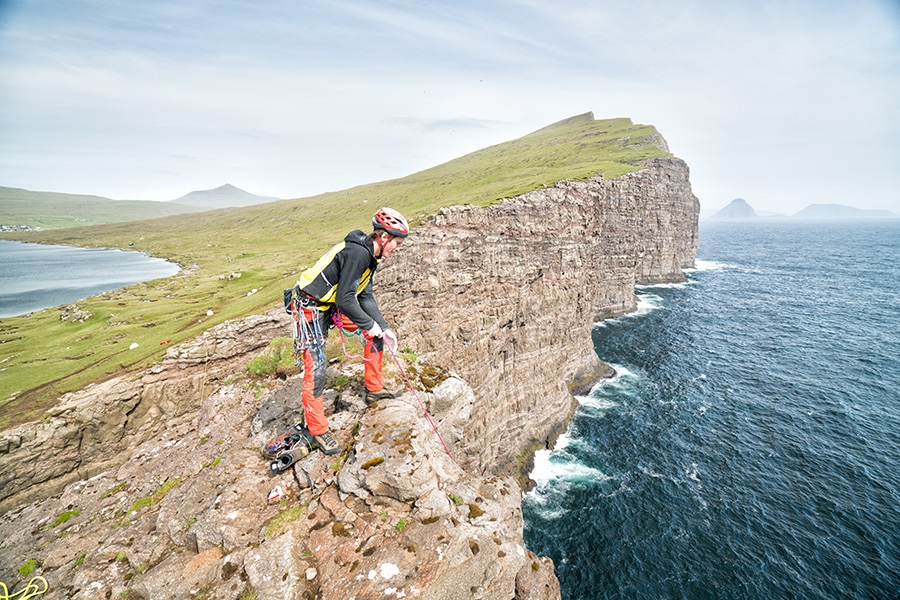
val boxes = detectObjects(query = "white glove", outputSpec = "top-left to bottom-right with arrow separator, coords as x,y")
383,329 -> 398,354
366,322 -> 383,338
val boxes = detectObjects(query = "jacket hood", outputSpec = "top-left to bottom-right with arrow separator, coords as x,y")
344,229 -> 375,258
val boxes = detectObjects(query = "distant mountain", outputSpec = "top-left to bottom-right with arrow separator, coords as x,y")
712,198 -> 757,219
791,204 -> 899,219
0,186 -> 205,230
172,184 -> 280,209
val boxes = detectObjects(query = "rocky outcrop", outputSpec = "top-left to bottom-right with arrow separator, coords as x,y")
378,157 -> 698,477
0,350 -> 549,600
0,155 -> 698,599
0,311 -> 288,515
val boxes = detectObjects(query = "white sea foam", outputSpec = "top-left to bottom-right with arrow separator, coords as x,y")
529,448 -> 558,485
685,259 -> 730,272
634,293 -> 663,315
636,280 -> 697,290
584,364 -> 641,394
526,496 -> 569,520
533,454 -> 611,487
593,294 -> 663,330
578,395 -> 619,412
638,465 -> 665,479
603,363 -> 638,382
618,293 -> 663,319
577,368 -> 641,412
550,430 -> 572,452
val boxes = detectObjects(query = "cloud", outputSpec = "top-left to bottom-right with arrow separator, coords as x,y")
388,116 -> 500,133
0,0 -> 898,211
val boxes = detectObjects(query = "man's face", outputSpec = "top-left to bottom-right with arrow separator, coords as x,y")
380,235 -> 403,258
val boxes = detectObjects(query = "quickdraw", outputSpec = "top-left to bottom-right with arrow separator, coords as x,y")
284,286 -> 325,365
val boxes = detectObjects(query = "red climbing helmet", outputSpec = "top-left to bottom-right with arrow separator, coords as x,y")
372,207 -> 409,238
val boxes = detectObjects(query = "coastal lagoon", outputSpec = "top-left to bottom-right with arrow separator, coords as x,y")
524,220 -> 900,599
0,240 -> 180,318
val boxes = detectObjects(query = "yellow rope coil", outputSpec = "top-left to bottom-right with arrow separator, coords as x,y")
0,577 -> 49,600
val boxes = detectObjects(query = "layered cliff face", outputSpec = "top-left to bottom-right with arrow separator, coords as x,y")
378,157 -> 699,476
0,155 -> 697,599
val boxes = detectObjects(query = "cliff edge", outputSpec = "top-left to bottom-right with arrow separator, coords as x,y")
379,156 -> 699,478
0,155 -> 698,599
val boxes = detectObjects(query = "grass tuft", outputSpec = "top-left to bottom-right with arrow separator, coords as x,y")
46,508 -> 81,529
101,481 -> 128,499
247,337 -> 296,378
120,477 -> 184,525
18,559 -> 39,577
264,506 -> 305,538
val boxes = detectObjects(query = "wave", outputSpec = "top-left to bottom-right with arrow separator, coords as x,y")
636,280 -> 697,290
688,258 -> 767,276
530,451 -> 612,488
577,395 -> 620,412
526,448 -> 615,520
594,295 -> 663,332
550,430 -> 573,452
578,363 -> 641,401
685,259 -> 732,272
601,363 -> 638,381
634,293 -> 663,314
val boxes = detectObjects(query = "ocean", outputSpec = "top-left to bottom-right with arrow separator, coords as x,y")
0,240 -> 180,318
523,219 -> 900,600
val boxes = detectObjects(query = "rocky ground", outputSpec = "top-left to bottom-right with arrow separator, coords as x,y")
0,348 -> 559,600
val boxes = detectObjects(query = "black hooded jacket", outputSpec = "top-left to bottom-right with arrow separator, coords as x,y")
296,230 -> 388,332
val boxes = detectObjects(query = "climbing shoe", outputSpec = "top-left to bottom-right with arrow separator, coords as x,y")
310,429 -> 341,455
268,442 -> 312,474
263,432 -> 303,460
364,388 -> 402,405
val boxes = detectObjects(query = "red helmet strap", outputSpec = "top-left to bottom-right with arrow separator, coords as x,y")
373,230 -> 391,256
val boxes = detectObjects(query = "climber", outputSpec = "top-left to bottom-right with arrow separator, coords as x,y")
289,207 -> 408,455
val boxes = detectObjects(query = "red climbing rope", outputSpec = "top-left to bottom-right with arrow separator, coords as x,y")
385,342 -> 455,462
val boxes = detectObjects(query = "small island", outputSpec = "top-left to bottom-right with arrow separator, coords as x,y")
704,199 -> 898,220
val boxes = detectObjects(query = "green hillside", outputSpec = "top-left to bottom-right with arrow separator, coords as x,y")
0,186 -> 207,229
0,113 -> 669,428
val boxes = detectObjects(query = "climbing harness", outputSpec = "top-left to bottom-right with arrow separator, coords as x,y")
284,286 -> 326,365
384,343 -> 455,462
0,577 -> 49,600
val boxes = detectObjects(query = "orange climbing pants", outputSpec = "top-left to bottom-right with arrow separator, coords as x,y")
301,308 -> 384,436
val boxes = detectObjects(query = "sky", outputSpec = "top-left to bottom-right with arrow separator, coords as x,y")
1,0 -> 898,215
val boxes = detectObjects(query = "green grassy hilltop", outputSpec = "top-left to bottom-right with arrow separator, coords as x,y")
0,114 -> 669,428
0,187 -> 207,229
